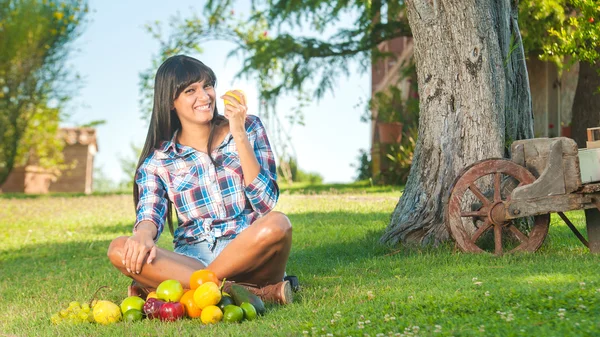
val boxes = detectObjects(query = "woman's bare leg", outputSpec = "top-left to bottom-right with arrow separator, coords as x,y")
107,211 -> 292,289
107,237 -> 206,290
208,211 -> 292,286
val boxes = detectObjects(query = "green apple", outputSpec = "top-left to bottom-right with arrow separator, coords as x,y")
156,279 -> 184,302
120,296 -> 145,314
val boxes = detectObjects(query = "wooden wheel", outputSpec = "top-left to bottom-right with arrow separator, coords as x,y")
447,159 -> 550,255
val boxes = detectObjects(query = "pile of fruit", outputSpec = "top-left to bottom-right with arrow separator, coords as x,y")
50,269 -> 264,325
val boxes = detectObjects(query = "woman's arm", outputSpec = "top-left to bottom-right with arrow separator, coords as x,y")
222,92 -> 279,214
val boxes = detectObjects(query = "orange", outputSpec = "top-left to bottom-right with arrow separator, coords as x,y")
179,289 -> 202,318
146,291 -> 158,300
189,269 -> 220,290
200,305 -> 223,324
193,282 -> 222,309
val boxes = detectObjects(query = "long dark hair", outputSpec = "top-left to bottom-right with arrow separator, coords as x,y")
133,55 -> 226,235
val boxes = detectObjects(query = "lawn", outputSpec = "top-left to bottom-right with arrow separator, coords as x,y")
0,184 -> 599,336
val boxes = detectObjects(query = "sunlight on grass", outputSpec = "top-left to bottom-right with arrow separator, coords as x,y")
1,187 -> 599,336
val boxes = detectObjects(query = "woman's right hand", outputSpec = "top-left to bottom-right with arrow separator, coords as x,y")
123,223 -> 158,275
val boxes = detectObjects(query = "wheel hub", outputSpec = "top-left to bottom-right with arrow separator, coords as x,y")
488,201 -> 507,225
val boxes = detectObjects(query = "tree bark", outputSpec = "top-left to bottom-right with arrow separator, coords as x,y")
380,0 -> 534,246
571,59 -> 600,148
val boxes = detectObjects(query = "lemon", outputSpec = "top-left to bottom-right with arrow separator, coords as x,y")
200,305 -> 223,324
92,300 -> 122,325
223,89 -> 245,106
193,281 -> 222,309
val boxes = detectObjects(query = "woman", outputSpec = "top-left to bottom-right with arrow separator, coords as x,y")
107,55 -> 294,304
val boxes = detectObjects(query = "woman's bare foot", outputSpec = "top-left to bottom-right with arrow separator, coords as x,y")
128,281 -> 152,299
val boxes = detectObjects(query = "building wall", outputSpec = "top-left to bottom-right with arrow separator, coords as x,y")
49,144 -> 93,193
1,167 -> 26,193
1,128 -> 97,194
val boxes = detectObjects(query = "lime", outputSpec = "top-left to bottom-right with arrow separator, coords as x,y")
218,294 -> 235,310
123,309 -> 143,322
222,304 -> 244,323
240,302 -> 257,321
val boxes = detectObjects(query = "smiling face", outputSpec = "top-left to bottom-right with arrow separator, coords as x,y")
173,80 -> 216,127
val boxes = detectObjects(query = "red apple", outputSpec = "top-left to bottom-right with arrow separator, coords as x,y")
143,298 -> 165,320
158,302 -> 185,322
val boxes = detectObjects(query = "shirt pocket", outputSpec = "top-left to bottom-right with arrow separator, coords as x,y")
168,165 -> 198,193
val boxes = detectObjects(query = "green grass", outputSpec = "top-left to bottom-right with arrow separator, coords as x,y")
1,188 -> 599,336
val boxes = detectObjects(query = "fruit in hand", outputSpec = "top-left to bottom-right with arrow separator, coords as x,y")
223,90 -> 244,106
93,300 -> 122,325
143,298 -> 165,320
120,296 -> 145,314
189,269 -> 220,290
159,302 -> 185,322
156,279 -> 184,302
200,305 -> 223,324
193,282 -> 222,309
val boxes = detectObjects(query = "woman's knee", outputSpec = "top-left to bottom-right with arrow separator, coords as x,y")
257,211 -> 292,244
107,236 -> 129,266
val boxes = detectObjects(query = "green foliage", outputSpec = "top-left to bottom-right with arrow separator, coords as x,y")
0,193 -> 598,335
351,148 -> 373,181
0,0 -> 88,186
277,156 -> 323,184
543,0 -> 600,65
519,0 -> 600,67
141,1 -> 412,119
380,125 -> 417,185
117,142 -> 142,189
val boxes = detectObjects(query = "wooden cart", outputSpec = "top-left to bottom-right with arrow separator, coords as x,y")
446,134 -> 600,255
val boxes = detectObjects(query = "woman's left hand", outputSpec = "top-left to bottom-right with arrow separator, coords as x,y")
221,90 -> 247,134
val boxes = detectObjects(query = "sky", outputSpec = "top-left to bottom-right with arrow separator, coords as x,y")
66,1 -> 371,184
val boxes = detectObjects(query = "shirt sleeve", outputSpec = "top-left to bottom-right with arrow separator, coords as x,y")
244,116 -> 279,215
133,161 -> 168,241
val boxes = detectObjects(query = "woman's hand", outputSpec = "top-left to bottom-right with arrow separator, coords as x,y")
123,223 -> 157,274
221,90 -> 247,135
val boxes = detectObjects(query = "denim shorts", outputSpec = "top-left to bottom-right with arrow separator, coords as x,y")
174,238 -> 232,267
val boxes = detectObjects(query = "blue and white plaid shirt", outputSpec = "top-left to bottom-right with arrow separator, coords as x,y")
134,115 -> 279,248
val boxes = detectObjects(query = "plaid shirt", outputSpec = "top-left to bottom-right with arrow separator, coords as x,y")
134,115 -> 279,248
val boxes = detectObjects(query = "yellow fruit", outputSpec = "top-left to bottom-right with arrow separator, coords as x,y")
92,300 -> 122,325
223,89 -> 245,106
193,282 -> 222,309
200,305 -> 223,325
146,291 -> 158,300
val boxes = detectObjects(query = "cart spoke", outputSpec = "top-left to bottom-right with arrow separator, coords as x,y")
472,221 -> 492,242
507,224 -> 529,243
469,184 -> 490,206
494,225 -> 503,255
494,173 -> 501,202
461,211 -> 486,218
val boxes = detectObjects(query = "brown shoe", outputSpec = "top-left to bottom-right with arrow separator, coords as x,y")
224,280 -> 293,305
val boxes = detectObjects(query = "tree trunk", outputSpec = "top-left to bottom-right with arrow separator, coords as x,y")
571,59 -> 600,148
380,0 -> 534,246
